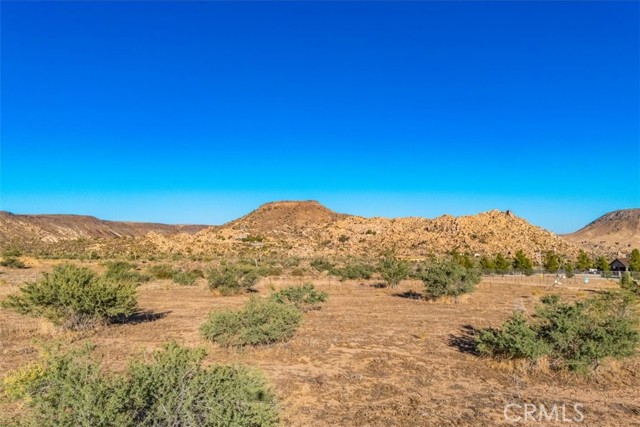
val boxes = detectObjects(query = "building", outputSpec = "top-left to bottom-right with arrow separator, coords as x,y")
610,258 -> 630,273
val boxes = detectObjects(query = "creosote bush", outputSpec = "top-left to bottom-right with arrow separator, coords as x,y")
332,262 -> 375,281
207,263 -> 260,295
104,261 -> 148,285
2,341 -> 279,427
1,264 -> 137,330
201,296 -> 303,347
418,260 -> 480,300
477,292 -> 640,372
171,269 -> 200,286
0,256 -> 27,269
310,258 -> 334,273
269,283 -> 328,311
146,264 -> 175,280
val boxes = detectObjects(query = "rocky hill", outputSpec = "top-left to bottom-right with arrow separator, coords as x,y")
562,209 -> 640,255
144,201 -> 578,260
0,211 -> 207,247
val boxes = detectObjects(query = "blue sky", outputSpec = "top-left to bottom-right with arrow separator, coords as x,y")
1,1 -> 638,233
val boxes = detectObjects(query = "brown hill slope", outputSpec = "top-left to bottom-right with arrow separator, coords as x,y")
562,209 -> 640,255
0,211 -> 208,246
145,201 -> 578,259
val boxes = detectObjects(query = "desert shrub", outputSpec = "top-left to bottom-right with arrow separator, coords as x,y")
125,342 -> 279,426
2,362 -> 46,401
0,256 -> 27,269
310,258 -> 334,272
477,292 -> 640,372
476,312 -> 550,360
282,257 -> 300,267
269,283 -> 328,311
378,253 -> 410,288
620,272 -> 639,295
171,270 -> 199,286
1,264 -> 137,330
206,263 -> 260,295
2,248 -> 22,257
146,264 -> 175,279
104,261 -> 147,284
338,235 -> 350,243
419,260 -> 481,300
333,262 -> 375,281
3,341 -> 279,427
201,297 -> 303,347
290,267 -> 305,277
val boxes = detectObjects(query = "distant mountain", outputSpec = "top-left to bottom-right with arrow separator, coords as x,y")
0,211 -> 208,246
145,201 -> 578,259
1,201 -> 587,259
562,209 -> 640,255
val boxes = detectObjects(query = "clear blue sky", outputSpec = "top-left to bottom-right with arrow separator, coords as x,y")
1,1 -> 638,233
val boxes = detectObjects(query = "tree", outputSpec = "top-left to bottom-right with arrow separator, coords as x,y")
595,256 -> 610,272
575,250 -> 592,272
494,253 -> 511,275
543,252 -> 561,273
378,252 -> 410,288
513,250 -> 533,275
479,256 -> 495,273
629,248 -> 640,272
419,260 -> 480,300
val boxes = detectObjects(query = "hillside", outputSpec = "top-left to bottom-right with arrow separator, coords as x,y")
0,211 -> 207,247
145,201 -> 578,259
562,208 -> 640,255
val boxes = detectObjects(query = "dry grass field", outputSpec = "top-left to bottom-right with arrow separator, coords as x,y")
1,261 -> 639,426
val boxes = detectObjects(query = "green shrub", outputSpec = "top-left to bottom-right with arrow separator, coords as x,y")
332,262 -> 375,281
620,272 -> 639,295
146,264 -> 175,279
125,342 -> 279,426
171,270 -> 199,286
310,258 -> 333,272
477,292 -> 640,372
290,267 -> 305,277
419,260 -> 481,300
1,264 -> 137,330
269,284 -> 328,311
378,254 -> 410,288
0,256 -> 27,269
201,297 -> 303,347
565,264 -> 574,278
476,312 -> 550,360
2,248 -> 22,257
3,341 -> 279,427
206,263 -> 260,295
104,261 -> 147,284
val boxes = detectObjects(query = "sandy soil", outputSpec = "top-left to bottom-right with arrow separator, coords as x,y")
1,262 -> 639,426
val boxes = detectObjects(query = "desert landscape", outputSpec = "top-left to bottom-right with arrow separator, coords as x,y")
2,1 -> 638,426
1,203 -> 640,426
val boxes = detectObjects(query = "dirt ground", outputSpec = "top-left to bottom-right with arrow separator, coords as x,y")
1,262 -> 639,426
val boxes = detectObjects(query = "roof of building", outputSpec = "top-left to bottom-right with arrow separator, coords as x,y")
610,258 -> 630,267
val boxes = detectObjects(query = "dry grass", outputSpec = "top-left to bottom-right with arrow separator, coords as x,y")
1,263 -> 638,426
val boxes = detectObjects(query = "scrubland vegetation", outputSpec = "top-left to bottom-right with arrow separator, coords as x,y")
1,248 -> 639,426
2,341 -> 279,427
